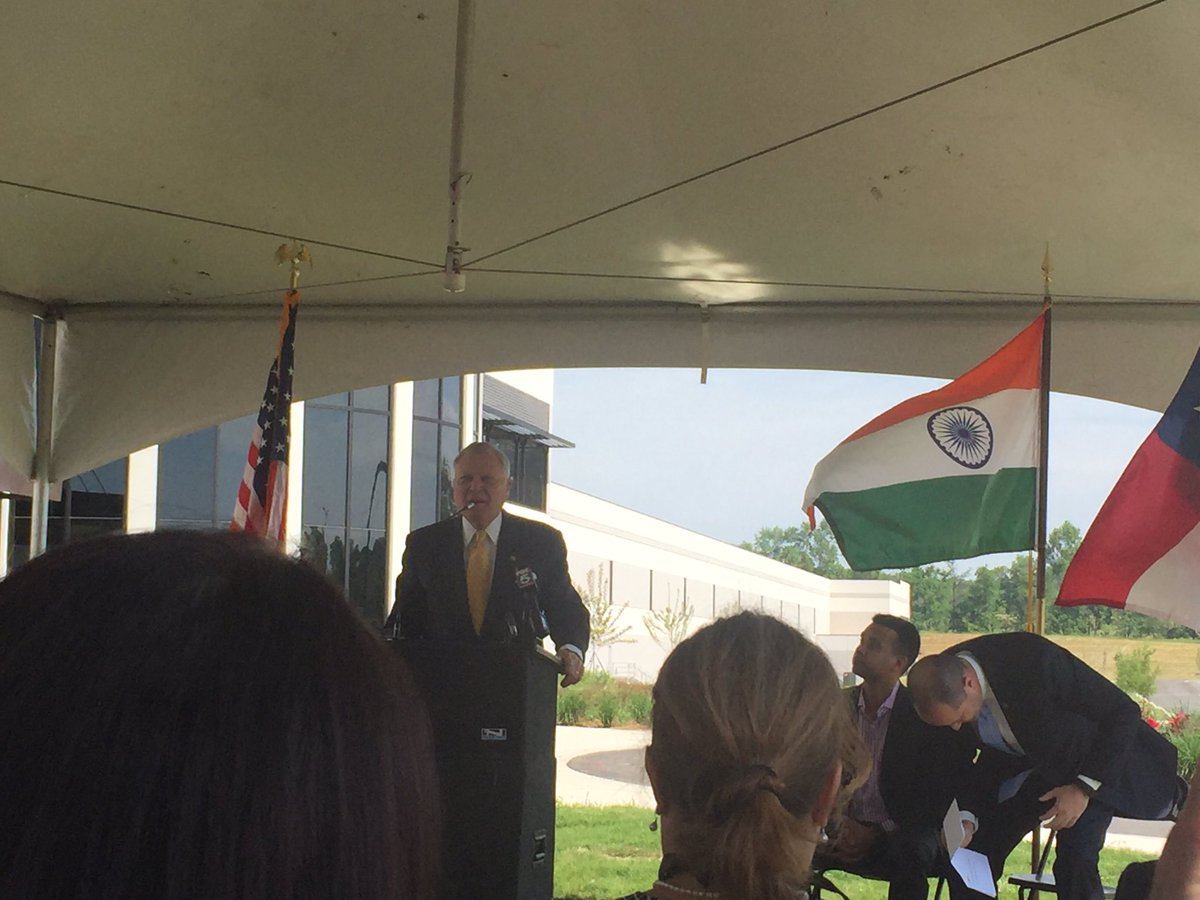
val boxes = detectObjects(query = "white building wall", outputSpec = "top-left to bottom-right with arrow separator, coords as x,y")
828,579 -> 911,632
386,383 -> 415,616
124,446 -> 158,533
460,374 -> 481,446
488,370 -> 554,405
510,483 -> 910,683
0,498 -> 8,574
284,401 -> 304,556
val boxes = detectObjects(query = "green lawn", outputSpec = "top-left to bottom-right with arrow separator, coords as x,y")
553,805 -> 1157,899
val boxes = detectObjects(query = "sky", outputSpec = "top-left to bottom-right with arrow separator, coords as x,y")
549,367 -> 1162,564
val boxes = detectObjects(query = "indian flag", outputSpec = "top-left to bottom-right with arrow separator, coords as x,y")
803,313 -> 1044,570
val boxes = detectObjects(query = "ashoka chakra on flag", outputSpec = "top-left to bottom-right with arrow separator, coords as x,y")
927,406 -> 994,469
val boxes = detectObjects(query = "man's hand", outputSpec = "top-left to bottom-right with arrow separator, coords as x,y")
558,648 -> 584,687
1039,784 -> 1090,830
825,819 -> 880,864
959,816 -> 976,849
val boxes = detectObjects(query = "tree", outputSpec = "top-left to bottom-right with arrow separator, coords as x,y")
740,522 -> 856,578
644,588 -> 694,651
959,566 -> 1005,633
742,516 -> 1199,638
1044,521 -> 1113,635
900,565 -> 958,633
574,564 -> 633,671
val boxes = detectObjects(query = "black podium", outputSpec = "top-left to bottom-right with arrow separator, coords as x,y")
396,641 -> 560,900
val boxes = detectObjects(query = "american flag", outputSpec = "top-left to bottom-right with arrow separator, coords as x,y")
231,290 -> 299,547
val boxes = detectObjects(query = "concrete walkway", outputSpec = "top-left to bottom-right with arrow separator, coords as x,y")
556,725 -> 653,808
1154,679 -> 1200,712
553,726 -> 1171,854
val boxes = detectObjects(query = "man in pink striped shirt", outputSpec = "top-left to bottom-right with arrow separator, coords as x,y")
815,615 -> 974,900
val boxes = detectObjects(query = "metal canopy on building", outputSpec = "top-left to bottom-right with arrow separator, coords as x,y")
2,1 -> 1199,486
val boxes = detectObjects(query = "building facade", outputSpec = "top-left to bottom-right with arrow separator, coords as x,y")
0,370 -> 906,680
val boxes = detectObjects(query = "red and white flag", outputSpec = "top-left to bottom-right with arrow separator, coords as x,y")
1058,344 -> 1200,630
231,290 -> 299,548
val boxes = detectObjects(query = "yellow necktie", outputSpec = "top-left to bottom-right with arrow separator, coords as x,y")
467,530 -> 491,634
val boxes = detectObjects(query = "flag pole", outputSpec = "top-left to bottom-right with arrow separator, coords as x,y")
1029,245 -> 1053,894
443,0 -> 476,293
1034,246 -> 1053,636
273,243 -> 307,549
231,243 -> 306,550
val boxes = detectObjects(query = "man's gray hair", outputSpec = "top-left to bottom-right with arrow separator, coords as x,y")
454,441 -> 511,477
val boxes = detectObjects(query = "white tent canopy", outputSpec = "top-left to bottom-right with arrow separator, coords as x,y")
3,0 -> 1200,484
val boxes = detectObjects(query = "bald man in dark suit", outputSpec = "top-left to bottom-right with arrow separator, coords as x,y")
909,632 -> 1184,900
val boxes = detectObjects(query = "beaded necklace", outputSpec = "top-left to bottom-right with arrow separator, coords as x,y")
651,880 -> 721,898
650,878 -> 809,899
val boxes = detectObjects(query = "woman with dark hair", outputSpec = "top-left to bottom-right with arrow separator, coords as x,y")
0,530 -> 438,899
619,611 -> 867,900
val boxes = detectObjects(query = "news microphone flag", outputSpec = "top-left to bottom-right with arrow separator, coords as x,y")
1058,345 -> 1200,630
231,290 -> 299,548
803,313 -> 1043,570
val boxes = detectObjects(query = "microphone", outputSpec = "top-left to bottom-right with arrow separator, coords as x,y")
453,500 -> 478,516
511,555 -> 550,642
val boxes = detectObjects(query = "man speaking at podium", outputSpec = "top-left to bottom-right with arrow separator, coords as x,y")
390,441 -> 589,686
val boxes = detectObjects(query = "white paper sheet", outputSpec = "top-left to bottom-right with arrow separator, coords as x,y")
942,799 -> 965,855
951,848 -> 997,898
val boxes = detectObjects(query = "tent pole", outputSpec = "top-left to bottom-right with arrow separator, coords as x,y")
1027,251 -> 1053,897
29,316 -> 59,558
1034,251 -> 1053,636
443,0 -> 476,293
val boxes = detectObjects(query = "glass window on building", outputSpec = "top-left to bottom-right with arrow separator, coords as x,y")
481,424 -> 549,511
410,378 -> 461,530
301,390 -> 390,624
7,458 -> 127,567
157,413 -> 257,529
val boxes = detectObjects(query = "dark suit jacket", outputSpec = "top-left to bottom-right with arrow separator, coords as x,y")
846,682 -> 975,830
947,632 -> 1177,819
392,512 -> 590,654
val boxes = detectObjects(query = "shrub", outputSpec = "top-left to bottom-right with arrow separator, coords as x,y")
1168,719 -> 1200,781
557,691 -> 587,726
597,693 -> 624,728
587,670 -> 614,688
626,692 -> 652,725
560,672 -> 651,727
1115,645 -> 1159,697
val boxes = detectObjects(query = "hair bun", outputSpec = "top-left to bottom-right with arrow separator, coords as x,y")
708,762 -> 790,820
748,763 -> 787,803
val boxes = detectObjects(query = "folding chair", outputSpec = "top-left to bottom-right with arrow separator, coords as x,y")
1007,830 -> 1116,899
809,866 -> 946,899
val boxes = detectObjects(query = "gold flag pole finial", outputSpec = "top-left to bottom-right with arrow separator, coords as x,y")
275,241 -> 312,291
